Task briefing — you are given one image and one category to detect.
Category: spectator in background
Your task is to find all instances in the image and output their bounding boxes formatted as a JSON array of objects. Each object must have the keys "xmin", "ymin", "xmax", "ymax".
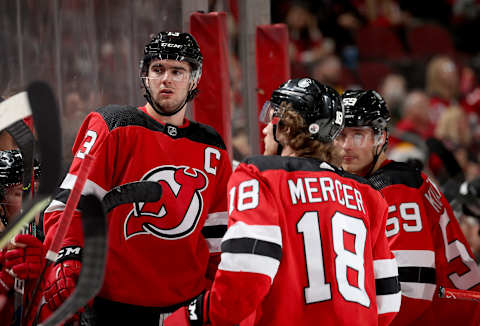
[
  {"xmin": 379, "ymin": 73, "xmax": 408, "ymax": 122},
  {"xmin": 425, "ymin": 55, "xmax": 461, "ymax": 125},
  {"xmin": 311, "ymin": 54, "xmax": 345, "ymax": 93},
  {"xmin": 285, "ymin": 2, "xmax": 335, "ymax": 76},
  {"xmin": 390, "ymin": 90, "xmax": 434, "ymax": 145},
  {"xmin": 434, "ymin": 105, "xmax": 480, "ymax": 181}
]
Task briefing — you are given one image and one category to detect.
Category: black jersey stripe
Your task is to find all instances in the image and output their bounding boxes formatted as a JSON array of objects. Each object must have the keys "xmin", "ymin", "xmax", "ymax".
[
  {"xmin": 376, "ymin": 276, "xmax": 401, "ymax": 295},
  {"xmin": 202, "ymin": 225, "xmax": 227, "ymax": 239},
  {"xmin": 221, "ymin": 237, "xmax": 282, "ymax": 261},
  {"xmin": 398, "ymin": 266, "xmax": 436, "ymax": 284}
]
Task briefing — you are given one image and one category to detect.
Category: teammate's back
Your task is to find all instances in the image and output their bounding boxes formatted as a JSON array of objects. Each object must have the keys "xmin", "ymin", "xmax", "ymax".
[{"xmin": 214, "ymin": 155, "xmax": 400, "ymax": 325}]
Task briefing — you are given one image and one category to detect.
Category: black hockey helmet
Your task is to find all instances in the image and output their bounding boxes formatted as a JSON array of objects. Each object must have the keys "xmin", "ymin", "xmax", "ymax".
[
  {"xmin": 0, "ymin": 149, "xmax": 24, "ymax": 188},
  {"xmin": 140, "ymin": 31, "xmax": 203, "ymax": 85},
  {"xmin": 341, "ymin": 90, "xmax": 390, "ymax": 134},
  {"xmin": 260, "ymin": 78, "xmax": 345, "ymax": 142}
]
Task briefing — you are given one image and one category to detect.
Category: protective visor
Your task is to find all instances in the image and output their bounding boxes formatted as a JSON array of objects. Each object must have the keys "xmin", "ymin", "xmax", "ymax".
[{"xmin": 259, "ymin": 101, "xmax": 285, "ymax": 124}]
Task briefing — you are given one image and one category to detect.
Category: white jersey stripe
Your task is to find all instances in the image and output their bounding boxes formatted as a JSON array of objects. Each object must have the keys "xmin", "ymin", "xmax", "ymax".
[
  {"xmin": 392, "ymin": 250, "xmax": 435, "ymax": 268},
  {"xmin": 374, "ymin": 258, "xmax": 399, "ymax": 279},
  {"xmin": 377, "ymin": 292, "xmax": 401, "ymax": 314},
  {"xmin": 204, "ymin": 211, "xmax": 228, "ymax": 226},
  {"xmin": 223, "ymin": 221, "xmax": 282, "ymax": 246},
  {"xmin": 219, "ymin": 252, "xmax": 280, "ymax": 283},
  {"xmin": 206, "ymin": 238, "xmax": 222, "ymax": 253},
  {"xmin": 400, "ymin": 281, "xmax": 436, "ymax": 301},
  {"xmin": 44, "ymin": 173, "xmax": 107, "ymax": 213},
  {"xmin": 44, "ymin": 199, "xmax": 66, "ymax": 213}
]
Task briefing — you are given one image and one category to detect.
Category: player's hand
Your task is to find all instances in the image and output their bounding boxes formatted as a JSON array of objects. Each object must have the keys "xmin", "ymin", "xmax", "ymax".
[
  {"xmin": 40, "ymin": 245, "xmax": 83, "ymax": 323},
  {"xmin": 0, "ymin": 250, "xmax": 14, "ymax": 294},
  {"xmin": 165, "ymin": 292, "xmax": 207, "ymax": 326},
  {"xmin": 4, "ymin": 234, "xmax": 45, "ymax": 280}
]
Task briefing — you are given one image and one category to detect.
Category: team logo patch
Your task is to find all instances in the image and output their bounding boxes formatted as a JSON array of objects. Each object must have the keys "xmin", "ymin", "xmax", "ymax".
[
  {"xmin": 167, "ymin": 125, "xmax": 178, "ymax": 137},
  {"xmin": 308, "ymin": 123, "xmax": 320, "ymax": 134},
  {"xmin": 297, "ymin": 78, "xmax": 312, "ymax": 88},
  {"xmin": 124, "ymin": 165, "xmax": 208, "ymax": 240}
]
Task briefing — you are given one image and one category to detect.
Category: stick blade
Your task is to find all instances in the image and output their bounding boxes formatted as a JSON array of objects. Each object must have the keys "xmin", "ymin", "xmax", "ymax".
[
  {"xmin": 39, "ymin": 194, "xmax": 107, "ymax": 326},
  {"xmin": 102, "ymin": 181, "xmax": 163, "ymax": 212},
  {"xmin": 26, "ymin": 81, "xmax": 63, "ymax": 194}
]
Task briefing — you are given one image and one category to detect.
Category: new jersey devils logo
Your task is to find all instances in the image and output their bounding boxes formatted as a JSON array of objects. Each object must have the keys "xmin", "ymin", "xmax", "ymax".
[{"xmin": 124, "ymin": 165, "xmax": 208, "ymax": 240}]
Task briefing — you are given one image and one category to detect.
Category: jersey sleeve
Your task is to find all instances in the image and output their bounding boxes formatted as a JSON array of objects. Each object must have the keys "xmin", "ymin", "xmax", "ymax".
[
  {"xmin": 43, "ymin": 111, "xmax": 113, "ymax": 250},
  {"xmin": 207, "ymin": 162, "xmax": 282, "ymax": 325},
  {"xmin": 367, "ymin": 190, "xmax": 401, "ymax": 326},
  {"xmin": 202, "ymin": 148, "xmax": 232, "ymax": 283},
  {"xmin": 416, "ymin": 176, "xmax": 480, "ymax": 325}
]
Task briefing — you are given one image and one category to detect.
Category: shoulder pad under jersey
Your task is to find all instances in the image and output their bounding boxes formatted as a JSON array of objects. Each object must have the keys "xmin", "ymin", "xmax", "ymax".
[{"xmin": 369, "ymin": 161, "xmax": 424, "ymax": 190}]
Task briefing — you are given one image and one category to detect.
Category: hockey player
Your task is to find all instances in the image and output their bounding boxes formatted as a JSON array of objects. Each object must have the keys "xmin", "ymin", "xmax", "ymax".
[
  {"xmin": 0, "ymin": 149, "xmax": 44, "ymax": 325},
  {"xmin": 166, "ymin": 78, "xmax": 401, "ymax": 325},
  {"xmin": 40, "ymin": 31, "xmax": 232, "ymax": 325},
  {"xmin": 336, "ymin": 89, "xmax": 480, "ymax": 325}
]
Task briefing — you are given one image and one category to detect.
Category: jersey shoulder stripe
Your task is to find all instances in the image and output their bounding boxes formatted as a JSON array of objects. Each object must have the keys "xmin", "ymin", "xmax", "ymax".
[
  {"xmin": 243, "ymin": 155, "xmax": 372, "ymax": 186},
  {"xmin": 95, "ymin": 105, "xmax": 226, "ymax": 149},
  {"xmin": 186, "ymin": 121, "xmax": 227, "ymax": 150},
  {"xmin": 369, "ymin": 161, "xmax": 423, "ymax": 190}
]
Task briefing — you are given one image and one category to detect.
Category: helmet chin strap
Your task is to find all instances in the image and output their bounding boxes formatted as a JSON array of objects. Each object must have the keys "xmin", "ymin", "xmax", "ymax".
[
  {"xmin": 142, "ymin": 77, "xmax": 192, "ymax": 117},
  {"xmin": 272, "ymin": 124, "xmax": 284, "ymax": 155},
  {"xmin": 365, "ymin": 132, "xmax": 388, "ymax": 178}
]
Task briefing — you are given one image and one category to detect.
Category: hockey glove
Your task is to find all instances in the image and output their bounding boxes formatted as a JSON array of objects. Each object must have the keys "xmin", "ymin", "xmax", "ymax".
[
  {"xmin": 43, "ymin": 245, "xmax": 82, "ymax": 312},
  {"xmin": 165, "ymin": 292, "xmax": 208, "ymax": 326},
  {"xmin": 0, "ymin": 250, "xmax": 14, "ymax": 294},
  {"xmin": 4, "ymin": 234, "xmax": 45, "ymax": 280}
]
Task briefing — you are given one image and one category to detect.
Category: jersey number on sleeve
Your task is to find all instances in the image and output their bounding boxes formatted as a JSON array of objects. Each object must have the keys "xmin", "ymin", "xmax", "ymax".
[
  {"xmin": 439, "ymin": 210, "xmax": 480, "ymax": 289},
  {"xmin": 297, "ymin": 211, "xmax": 370, "ymax": 307},
  {"xmin": 76, "ymin": 130, "xmax": 98, "ymax": 159}
]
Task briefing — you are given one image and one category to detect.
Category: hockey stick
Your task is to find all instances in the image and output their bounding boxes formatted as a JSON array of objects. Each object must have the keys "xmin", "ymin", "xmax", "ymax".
[
  {"xmin": 0, "ymin": 91, "xmax": 34, "ymax": 131},
  {"xmin": 0, "ymin": 81, "xmax": 62, "ymax": 326},
  {"xmin": 438, "ymin": 286, "xmax": 480, "ymax": 302},
  {"xmin": 0, "ymin": 81, "xmax": 62, "ymax": 248},
  {"xmin": 38, "ymin": 183, "xmax": 163, "ymax": 326},
  {"xmin": 22, "ymin": 154, "xmax": 95, "ymax": 324},
  {"xmin": 22, "ymin": 179, "xmax": 161, "ymax": 322},
  {"xmin": 102, "ymin": 180, "xmax": 163, "ymax": 213},
  {"xmin": 38, "ymin": 194, "xmax": 107, "ymax": 326}
]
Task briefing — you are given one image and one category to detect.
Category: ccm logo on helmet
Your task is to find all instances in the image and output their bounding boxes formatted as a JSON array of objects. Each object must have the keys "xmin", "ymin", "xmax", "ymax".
[
  {"xmin": 124, "ymin": 165, "xmax": 208, "ymax": 240},
  {"xmin": 161, "ymin": 42, "xmax": 182, "ymax": 48}
]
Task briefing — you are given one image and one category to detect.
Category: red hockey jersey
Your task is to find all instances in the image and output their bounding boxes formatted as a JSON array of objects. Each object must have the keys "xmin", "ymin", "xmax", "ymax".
[
  {"xmin": 43, "ymin": 105, "xmax": 232, "ymax": 307},
  {"xmin": 207, "ymin": 156, "xmax": 401, "ymax": 326},
  {"xmin": 369, "ymin": 160, "xmax": 480, "ymax": 325}
]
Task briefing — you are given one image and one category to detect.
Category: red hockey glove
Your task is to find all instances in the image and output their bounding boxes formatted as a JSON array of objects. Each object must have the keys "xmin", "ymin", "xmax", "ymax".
[
  {"xmin": 4, "ymin": 234, "xmax": 45, "ymax": 280},
  {"xmin": 42, "ymin": 246, "xmax": 82, "ymax": 313},
  {"xmin": 0, "ymin": 250, "xmax": 14, "ymax": 294},
  {"xmin": 165, "ymin": 292, "xmax": 208, "ymax": 326}
]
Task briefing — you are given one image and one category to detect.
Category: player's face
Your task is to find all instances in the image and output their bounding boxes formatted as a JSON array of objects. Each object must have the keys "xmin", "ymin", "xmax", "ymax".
[
  {"xmin": 145, "ymin": 59, "xmax": 192, "ymax": 113},
  {"xmin": 4, "ymin": 184, "xmax": 23, "ymax": 223},
  {"xmin": 334, "ymin": 127, "xmax": 376, "ymax": 176},
  {"xmin": 262, "ymin": 122, "xmax": 279, "ymax": 155}
]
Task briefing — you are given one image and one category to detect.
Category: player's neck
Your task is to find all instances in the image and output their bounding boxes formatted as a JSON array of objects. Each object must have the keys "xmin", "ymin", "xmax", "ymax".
[
  {"xmin": 368, "ymin": 152, "xmax": 387, "ymax": 176},
  {"xmin": 145, "ymin": 103, "xmax": 186, "ymax": 126}
]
